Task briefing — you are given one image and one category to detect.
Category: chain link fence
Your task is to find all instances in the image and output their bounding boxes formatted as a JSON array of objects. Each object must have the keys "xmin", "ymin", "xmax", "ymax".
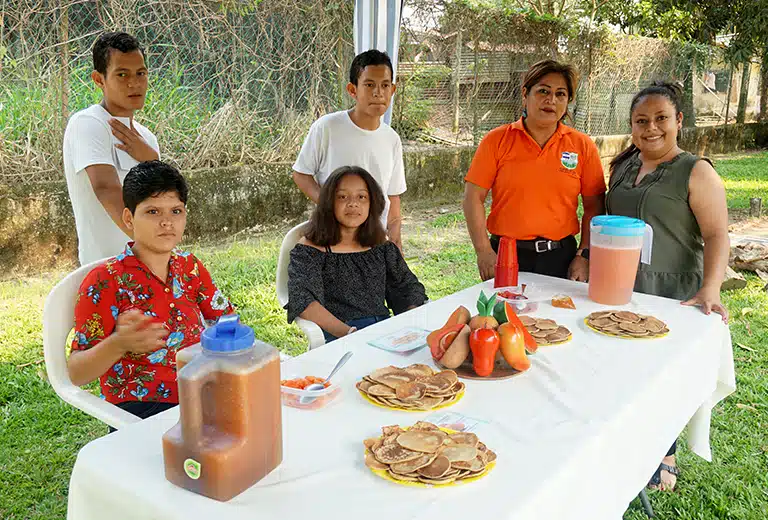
[
  {"xmin": 0, "ymin": 0, "xmax": 764, "ymax": 182},
  {"xmin": 395, "ymin": 1, "xmax": 763, "ymax": 145},
  {"xmin": 1, "ymin": 0, "xmax": 355, "ymax": 181}
]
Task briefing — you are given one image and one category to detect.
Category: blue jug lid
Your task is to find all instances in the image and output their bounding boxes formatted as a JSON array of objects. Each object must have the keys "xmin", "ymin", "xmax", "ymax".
[
  {"xmin": 201, "ymin": 314, "xmax": 254, "ymax": 353},
  {"xmin": 591, "ymin": 215, "xmax": 647, "ymax": 237}
]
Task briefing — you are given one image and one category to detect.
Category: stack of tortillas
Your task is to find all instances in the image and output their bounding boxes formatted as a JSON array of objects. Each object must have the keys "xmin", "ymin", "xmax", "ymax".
[
  {"xmin": 586, "ymin": 310, "xmax": 669, "ymax": 339},
  {"xmin": 519, "ymin": 316, "xmax": 572, "ymax": 345},
  {"xmin": 363, "ymin": 421, "xmax": 496, "ymax": 486},
  {"xmin": 356, "ymin": 365, "xmax": 464, "ymax": 411}
]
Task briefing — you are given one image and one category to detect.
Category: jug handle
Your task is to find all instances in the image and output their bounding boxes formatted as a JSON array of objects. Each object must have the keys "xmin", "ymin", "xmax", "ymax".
[
  {"xmin": 641, "ymin": 224, "xmax": 654, "ymax": 265},
  {"xmin": 178, "ymin": 358, "xmax": 217, "ymax": 449}
]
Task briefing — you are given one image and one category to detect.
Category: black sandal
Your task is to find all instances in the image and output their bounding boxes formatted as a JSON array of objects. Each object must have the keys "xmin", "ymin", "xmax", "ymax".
[{"xmin": 647, "ymin": 462, "xmax": 681, "ymax": 489}]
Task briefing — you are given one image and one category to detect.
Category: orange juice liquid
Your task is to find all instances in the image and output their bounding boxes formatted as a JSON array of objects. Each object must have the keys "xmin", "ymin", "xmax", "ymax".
[
  {"xmin": 588, "ymin": 245, "xmax": 641, "ymax": 305},
  {"xmin": 163, "ymin": 355, "xmax": 282, "ymax": 501}
]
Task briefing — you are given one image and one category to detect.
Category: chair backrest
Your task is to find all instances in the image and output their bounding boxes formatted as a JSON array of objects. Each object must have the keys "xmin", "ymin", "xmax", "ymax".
[
  {"xmin": 276, "ymin": 220, "xmax": 310, "ymax": 307},
  {"xmin": 43, "ymin": 259, "xmax": 140, "ymax": 429}
]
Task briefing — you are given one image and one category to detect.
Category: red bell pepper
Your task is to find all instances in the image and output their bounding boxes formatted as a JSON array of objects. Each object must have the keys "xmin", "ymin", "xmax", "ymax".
[{"xmin": 469, "ymin": 327, "xmax": 500, "ymax": 377}]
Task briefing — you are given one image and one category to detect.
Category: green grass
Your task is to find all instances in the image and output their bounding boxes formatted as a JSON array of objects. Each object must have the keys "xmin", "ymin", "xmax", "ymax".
[
  {"xmin": 717, "ymin": 152, "xmax": 768, "ymax": 212},
  {"xmin": 2, "ymin": 228, "xmax": 767, "ymax": 520},
  {"xmin": 2, "ymin": 151, "xmax": 768, "ymax": 518}
]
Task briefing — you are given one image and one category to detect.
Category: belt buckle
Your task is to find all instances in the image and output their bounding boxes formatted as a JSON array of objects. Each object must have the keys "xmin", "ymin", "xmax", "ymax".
[{"xmin": 534, "ymin": 240, "xmax": 550, "ymax": 253}]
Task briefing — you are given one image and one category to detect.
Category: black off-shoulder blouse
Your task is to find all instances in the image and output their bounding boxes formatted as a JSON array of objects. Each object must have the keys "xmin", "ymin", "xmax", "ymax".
[{"xmin": 286, "ymin": 241, "xmax": 427, "ymax": 324}]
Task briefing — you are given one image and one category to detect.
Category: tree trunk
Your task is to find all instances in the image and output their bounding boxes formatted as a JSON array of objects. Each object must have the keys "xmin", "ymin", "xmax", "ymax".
[
  {"xmin": 337, "ymin": 34, "xmax": 346, "ymax": 112},
  {"xmin": 452, "ymin": 30, "xmax": 462, "ymax": 135},
  {"xmin": 682, "ymin": 63, "xmax": 696, "ymax": 127},
  {"xmin": 724, "ymin": 64, "xmax": 734, "ymax": 125},
  {"xmin": 472, "ymin": 37, "xmax": 479, "ymax": 146},
  {"xmin": 759, "ymin": 47, "xmax": 768, "ymax": 122},
  {"xmin": 737, "ymin": 60, "xmax": 752, "ymax": 124},
  {"xmin": 60, "ymin": 2, "xmax": 70, "ymax": 131}
]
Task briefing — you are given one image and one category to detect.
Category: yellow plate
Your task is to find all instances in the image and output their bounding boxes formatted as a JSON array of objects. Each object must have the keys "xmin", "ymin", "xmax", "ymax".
[
  {"xmin": 358, "ymin": 388, "xmax": 465, "ymax": 412},
  {"xmin": 583, "ymin": 318, "xmax": 669, "ymax": 340},
  {"xmin": 366, "ymin": 427, "xmax": 495, "ymax": 487}
]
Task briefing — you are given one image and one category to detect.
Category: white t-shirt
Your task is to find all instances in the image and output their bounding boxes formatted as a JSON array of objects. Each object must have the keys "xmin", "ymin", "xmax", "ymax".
[
  {"xmin": 292, "ymin": 110, "xmax": 406, "ymax": 225},
  {"xmin": 62, "ymin": 104, "xmax": 159, "ymax": 265}
]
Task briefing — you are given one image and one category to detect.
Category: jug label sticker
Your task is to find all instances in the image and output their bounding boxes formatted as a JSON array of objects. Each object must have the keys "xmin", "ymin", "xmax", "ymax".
[
  {"xmin": 561, "ymin": 152, "xmax": 578, "ymax": 170},
  {"xmin": 184, "ymin": 458, "xmax": 201, "ymax": 480}
]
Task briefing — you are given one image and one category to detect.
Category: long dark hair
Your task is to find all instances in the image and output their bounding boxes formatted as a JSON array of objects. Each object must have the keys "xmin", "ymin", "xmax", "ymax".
[
  {"xmin": 609, "ymin": 81, "xmax": 684, "ymax": 177},
  {"xmin": 305, "ymin": 166, "xmax": 387, "ymax": 248}
]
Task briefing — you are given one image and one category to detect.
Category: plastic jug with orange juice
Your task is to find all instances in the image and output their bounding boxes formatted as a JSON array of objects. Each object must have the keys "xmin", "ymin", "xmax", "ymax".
[
  {"xmin": 588, "ymin": 216, "xmax": 653, "ymax": 305},
  {"xmin": 162, "ymin": 314, "xmax": 283, "ymax": 501}
]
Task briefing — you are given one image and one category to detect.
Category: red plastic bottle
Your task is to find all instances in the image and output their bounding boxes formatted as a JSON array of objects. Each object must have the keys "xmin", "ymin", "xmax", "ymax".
[{"xmin": 494, "ymin": 236, "xmax": 519, "ymax": 288}]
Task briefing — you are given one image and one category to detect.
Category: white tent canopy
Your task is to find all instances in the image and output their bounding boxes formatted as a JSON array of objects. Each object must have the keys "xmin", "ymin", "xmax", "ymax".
[{"xmin": 354, "ymin": 0, "xmax": 404, "ymax": 124}]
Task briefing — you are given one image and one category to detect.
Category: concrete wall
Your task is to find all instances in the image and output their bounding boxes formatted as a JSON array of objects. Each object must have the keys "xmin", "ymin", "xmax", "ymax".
[
  {"xmin": 593, "ymin": 122, "xmax": 768, "ymax": 169},
  {"xmin": 2, "ymin": 122, "xmax": 766, "ymax": 274}
]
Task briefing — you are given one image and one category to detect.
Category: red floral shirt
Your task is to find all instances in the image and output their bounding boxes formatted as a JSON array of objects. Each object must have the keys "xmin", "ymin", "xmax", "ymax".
[{"xmin": 71, "ymin": 243, "xmax": 234, "ymax": 404}]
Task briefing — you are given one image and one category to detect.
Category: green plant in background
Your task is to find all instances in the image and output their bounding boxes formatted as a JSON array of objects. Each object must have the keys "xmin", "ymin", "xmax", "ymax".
[{"xmin": 393, "ymin": 65, "xmax": 452, "ymax": 140}]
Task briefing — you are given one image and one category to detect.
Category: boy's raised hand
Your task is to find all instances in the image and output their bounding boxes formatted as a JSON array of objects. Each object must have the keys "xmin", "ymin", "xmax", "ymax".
[
  {"xmin": 113, "ymin": 309, "xmax": 167, "ymax": 355},
  {"xmin": 109, "ymin": 119, "xmax": 159, "ymax": 163}
]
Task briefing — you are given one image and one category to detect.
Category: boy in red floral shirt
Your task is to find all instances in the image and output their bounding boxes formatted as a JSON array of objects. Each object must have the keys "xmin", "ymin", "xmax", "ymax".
[{"xmin": 68, "ymin": 160, "xmax": 234, "ymax": 422}]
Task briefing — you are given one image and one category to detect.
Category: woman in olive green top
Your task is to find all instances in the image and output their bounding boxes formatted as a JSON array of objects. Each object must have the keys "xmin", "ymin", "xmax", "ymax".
[{"xmin": 606, "ymin": 81, "xmax": 730, "ymax": 492}]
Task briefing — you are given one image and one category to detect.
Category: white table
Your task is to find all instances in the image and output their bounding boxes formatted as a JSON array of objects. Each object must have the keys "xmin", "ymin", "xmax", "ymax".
[{"xmin": 67, "ymin": 274, "xmax": 735, "ymax": 520}]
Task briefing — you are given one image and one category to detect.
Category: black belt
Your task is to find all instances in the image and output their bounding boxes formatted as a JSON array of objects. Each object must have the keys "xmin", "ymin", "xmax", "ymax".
[{"xmin": 491, "ymin": 235, "xmax": 564, "ymax": 253}]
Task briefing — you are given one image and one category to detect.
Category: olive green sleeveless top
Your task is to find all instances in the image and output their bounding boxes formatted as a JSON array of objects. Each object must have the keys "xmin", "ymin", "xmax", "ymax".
[{"xmin": 606, "ymin": 150, "xmax": 706, "ymax": 301}]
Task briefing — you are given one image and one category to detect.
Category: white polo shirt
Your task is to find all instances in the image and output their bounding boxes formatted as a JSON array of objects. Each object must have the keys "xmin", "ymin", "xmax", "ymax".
[
  {"xmin": 63, "ymin": 104, "xmax": 159, "ymax": 265},
  {"xmin": 293, "ymin": 110, "xmax": 406, "ymax": 225}
]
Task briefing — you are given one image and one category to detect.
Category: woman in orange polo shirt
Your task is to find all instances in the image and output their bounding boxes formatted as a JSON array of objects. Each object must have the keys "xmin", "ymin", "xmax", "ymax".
[{"xmin": 463, "ymin": 60, "xmax": 606, "ymax": 281}]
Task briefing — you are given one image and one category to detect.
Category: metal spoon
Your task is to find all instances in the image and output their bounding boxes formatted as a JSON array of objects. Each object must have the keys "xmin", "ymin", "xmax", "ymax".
[{"xmin": 299, "ymin": 351, "xmax": 353, "ymax": 405}]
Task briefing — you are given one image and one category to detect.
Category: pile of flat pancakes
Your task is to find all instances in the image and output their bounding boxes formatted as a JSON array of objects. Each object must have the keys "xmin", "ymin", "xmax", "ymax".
[
  {"xmin": 356, "ymin": 364, "xmax": 464, "ymax": 411},
  {"xmin": 587, "ymin": 310, "xmax": 669, "ymax": 339},
  {"xmin": 519, "ymin": 316, "xmax": 573, "ymax": 345},
  {"xmin": 364, "ymin": 421, "xmax": 496, "ymax": 486}
]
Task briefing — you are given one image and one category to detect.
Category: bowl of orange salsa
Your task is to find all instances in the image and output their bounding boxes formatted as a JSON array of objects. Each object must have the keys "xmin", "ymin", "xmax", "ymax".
[{"xmin": 280, "ymin": 368, "xmax": 343, "ymax": 410}]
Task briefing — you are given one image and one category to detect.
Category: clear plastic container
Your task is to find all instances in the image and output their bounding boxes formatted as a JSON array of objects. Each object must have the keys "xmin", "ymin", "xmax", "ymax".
[
  {"xmin": 493, "ymin": 284, "xmax": 546, "ymax": 314},
  {"xmin": 162, "ymin": 314, "xmax": 283, "ymax": 502},
  {"xmin": 280, "ymin": 363, "xmax": 343, "ymax": 410}
]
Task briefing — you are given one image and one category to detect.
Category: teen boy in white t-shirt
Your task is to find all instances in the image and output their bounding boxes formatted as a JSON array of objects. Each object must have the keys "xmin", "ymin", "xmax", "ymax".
[
  {"xmin": 292, "ymin": 50, "xmax": 406, "ymax": 250},
  {"xmin": 63, "ymin": 32, "xmax": 160, "ymax": 265}
]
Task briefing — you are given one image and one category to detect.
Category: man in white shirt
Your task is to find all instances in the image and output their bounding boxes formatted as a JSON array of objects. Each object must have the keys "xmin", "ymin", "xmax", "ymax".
[
  {"xmin": 63, "ymin": 32, "xmax": 160, "ymax": 265},
  {"xmin": 293, "ymin": 50, "xmax": 406, "ymax": 250}
]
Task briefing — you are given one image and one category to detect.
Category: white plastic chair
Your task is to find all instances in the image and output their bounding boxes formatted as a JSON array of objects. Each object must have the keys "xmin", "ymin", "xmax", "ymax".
[
  {"xmin": 276, "ymin": 220, "xmax": 326, "ymax": 350},
  {"xmin": 43, "ymin": 259, "xmax": 141, "ymax": 430}
]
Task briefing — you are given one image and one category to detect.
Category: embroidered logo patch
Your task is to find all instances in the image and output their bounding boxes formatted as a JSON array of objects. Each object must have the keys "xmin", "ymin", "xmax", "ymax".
[{"xmin": 561, "ymin": 152, "xmax": 578, "ymax": 170}]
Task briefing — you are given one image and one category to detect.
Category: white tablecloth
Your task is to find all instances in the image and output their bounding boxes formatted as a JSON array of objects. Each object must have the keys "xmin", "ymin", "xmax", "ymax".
[{"xmin": 67, "ymin": 274, "xmax": 735, "ymax": 520}]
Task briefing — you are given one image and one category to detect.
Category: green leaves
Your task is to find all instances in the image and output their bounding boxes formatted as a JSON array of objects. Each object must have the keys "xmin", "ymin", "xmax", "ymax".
[{"xmin": 476, "ymin": 290, "xmax": 497, "ymax": 317}]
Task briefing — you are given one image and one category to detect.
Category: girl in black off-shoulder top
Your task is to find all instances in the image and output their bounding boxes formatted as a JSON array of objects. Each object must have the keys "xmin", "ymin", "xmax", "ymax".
[{"xmin": 287, "ymin": 166, "xmax": 427, "ymax": 343}]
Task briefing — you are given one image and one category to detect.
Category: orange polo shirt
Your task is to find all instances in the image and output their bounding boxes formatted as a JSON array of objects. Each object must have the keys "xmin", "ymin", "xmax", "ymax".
[{"xmin": 465, "ymin": 119, "xmax": 606, "ymax": 241}]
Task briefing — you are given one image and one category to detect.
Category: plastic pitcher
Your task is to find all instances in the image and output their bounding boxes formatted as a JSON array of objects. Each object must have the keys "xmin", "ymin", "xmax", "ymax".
[
  {"xmin": 588, "ymin": 216, "xmax": 653, "ymax": 305},
  {"xmin": 162, "ymin": 314, "xmax": 283, "ymax": 501},
  {"xmin": 494, "ymin": 236, "xmax": 519, "ymax": 288}
]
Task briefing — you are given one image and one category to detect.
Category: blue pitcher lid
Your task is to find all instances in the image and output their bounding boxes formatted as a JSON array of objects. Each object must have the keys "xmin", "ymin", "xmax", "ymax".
[
  {"xmin": 201, "ymin": 314, "xmax": 254, "ymax": 353},
  {"xmin": 591, "ymin": 215, "xmax": 647, "ymax": 236}
]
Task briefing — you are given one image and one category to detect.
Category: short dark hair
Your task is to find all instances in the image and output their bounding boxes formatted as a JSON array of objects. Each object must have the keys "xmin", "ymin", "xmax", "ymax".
[
  {"xmin": 123, "ymin": 161, "xmax": 188, "ymax": 214},
  {"xmin": 522, "ymin": 59, "xmax": 578, "ymax": 103},
  {"xmin": 609, "ymin": 81, "xmax": 685, "ymax": 176},
  {"xmin": 93, "ymin": 32, "xmax": 144, "ymax": 75},
  {"xmin": 305, "ymin": 166, "xmax": 387, "ymax": 248},
  {"xmin": 349, "ymin": 49, "xmax": 393, "ymax": 85}
]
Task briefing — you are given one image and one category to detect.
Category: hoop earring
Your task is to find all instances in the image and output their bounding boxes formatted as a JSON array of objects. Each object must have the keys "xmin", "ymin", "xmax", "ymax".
[{"xmin": 522, "ymin": 107, "xmax": 528, "ymax": 119}]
